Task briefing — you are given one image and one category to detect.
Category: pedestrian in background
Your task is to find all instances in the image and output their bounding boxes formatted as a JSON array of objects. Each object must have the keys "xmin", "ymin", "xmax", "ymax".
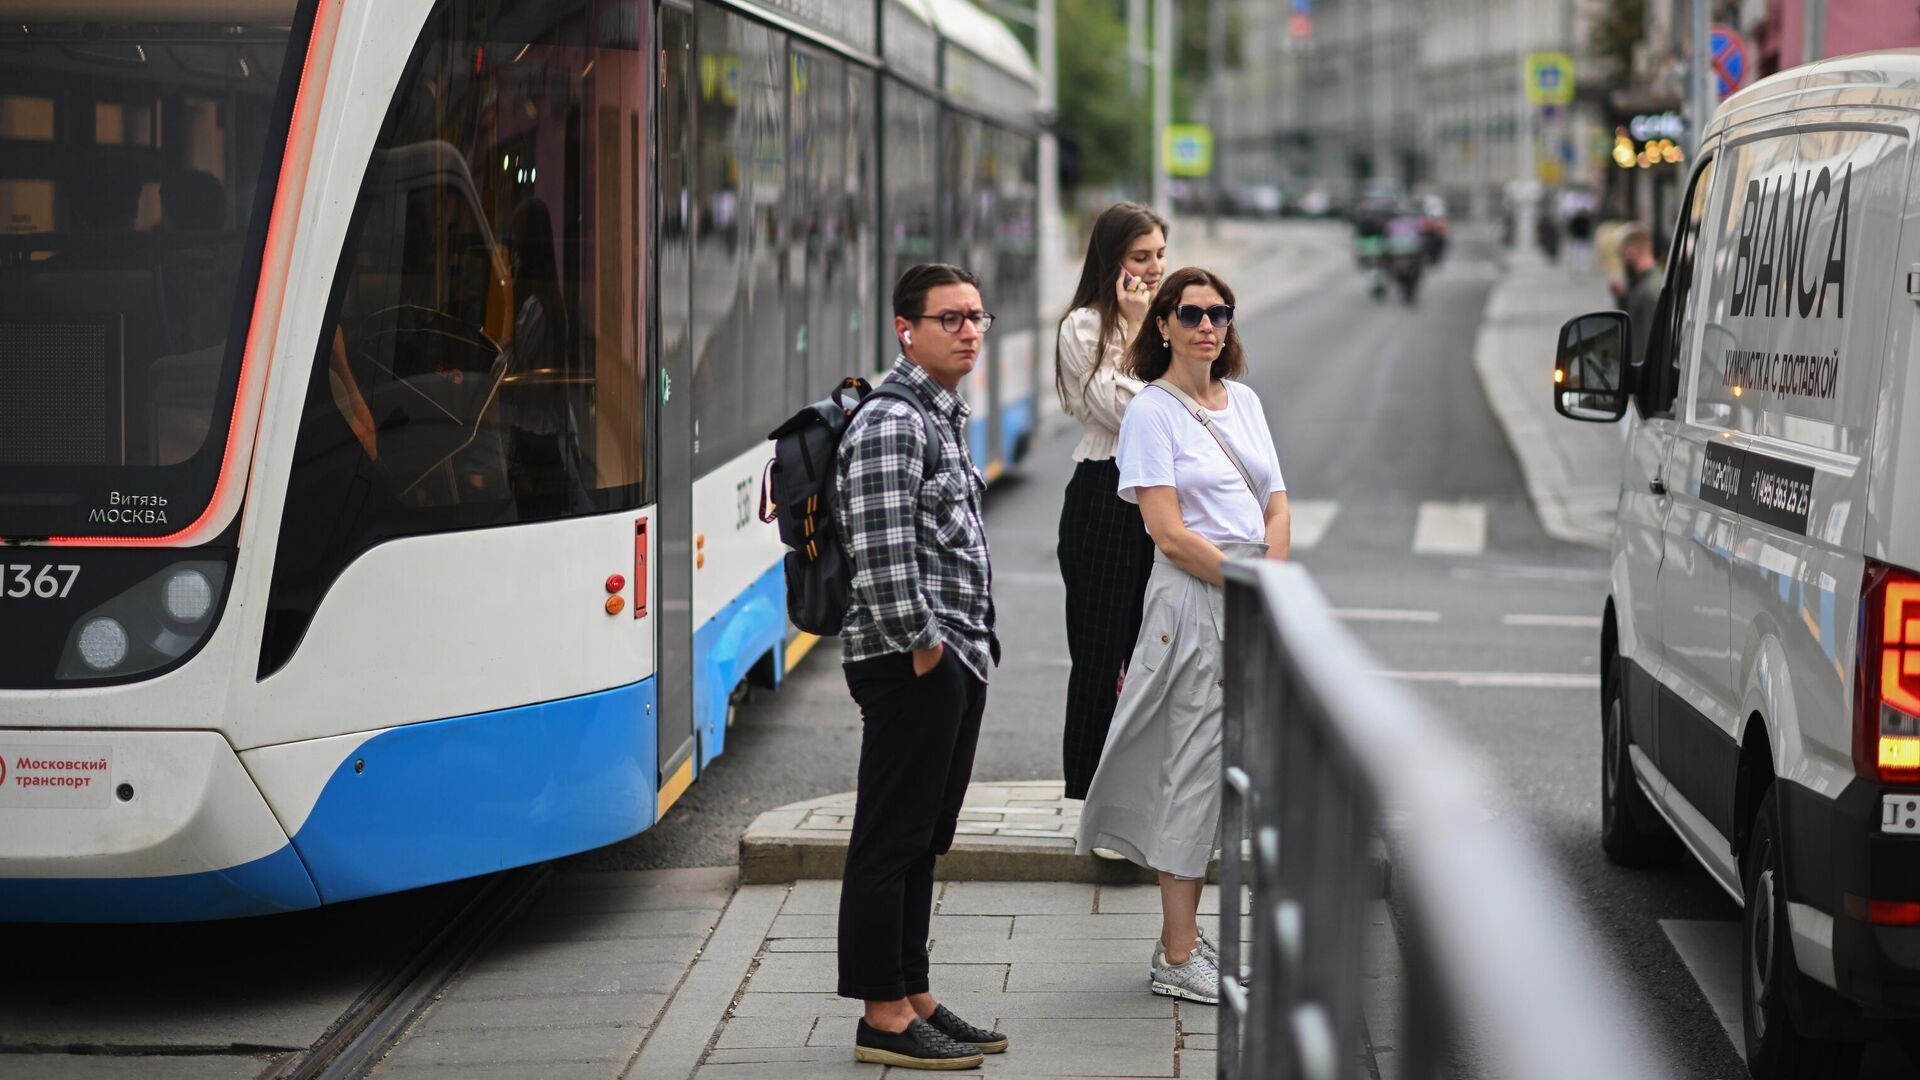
[
  {"xmin": 1075, "ymin": 267, "xmax": 1290, "ymax": 1006},
  {"xmin": 1616, "ymin": 223, "xmax": 1662, "ymax": 366},
  {"xmin": 835, "ymin": 264, "xmax": 1007, "ymax": 1070},
  {"xmin": 1055, "ymin": 202, "xmax": 1168, "ymax": 801}
]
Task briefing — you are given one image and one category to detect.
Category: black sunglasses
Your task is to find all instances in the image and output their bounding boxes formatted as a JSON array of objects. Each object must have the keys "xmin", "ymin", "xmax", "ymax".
[{"xmin": 1172, "ymin": 303, "xmax": 1234, "ymax": 329}]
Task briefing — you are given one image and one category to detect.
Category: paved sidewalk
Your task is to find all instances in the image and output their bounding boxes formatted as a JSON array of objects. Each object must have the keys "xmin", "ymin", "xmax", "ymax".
[
  {"xmin": 627, "ymin": 878, "xmax": 1402, "ymax": 1080},
  {"xmin": 371, "ymin": 868, "xmax": 738, "ymax": 1080},
  {"xmin": 1473, "ymin": 246, "xmax": 1626, "ymax": 549}
]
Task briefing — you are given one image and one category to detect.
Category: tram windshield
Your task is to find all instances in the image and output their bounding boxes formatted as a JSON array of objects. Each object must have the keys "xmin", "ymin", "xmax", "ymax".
[{"xmin": 0, "ymin": 3, "xmax": 307, "ymax": 539}]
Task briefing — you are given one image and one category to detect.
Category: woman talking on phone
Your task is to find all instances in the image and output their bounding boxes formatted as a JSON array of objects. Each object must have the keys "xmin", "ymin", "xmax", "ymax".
[
  {"xmin": 1055, "ymin": 202, "xmax": 1168, "ymax": 801},
  {"xmin": 1076, "ymin": 267, "xmax": 1289, "ymax": 1005}
]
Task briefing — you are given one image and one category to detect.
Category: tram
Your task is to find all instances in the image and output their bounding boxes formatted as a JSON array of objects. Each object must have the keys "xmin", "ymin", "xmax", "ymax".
[{"xmin": 0, "ymin": 0, "xmax": 1041, "ymax": 921}]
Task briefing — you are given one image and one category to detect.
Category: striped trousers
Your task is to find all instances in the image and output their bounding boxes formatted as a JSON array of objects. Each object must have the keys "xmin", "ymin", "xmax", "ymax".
[{"xmin": 1056, "ymin": 458, "xmax": 1156, "ymax": 799}]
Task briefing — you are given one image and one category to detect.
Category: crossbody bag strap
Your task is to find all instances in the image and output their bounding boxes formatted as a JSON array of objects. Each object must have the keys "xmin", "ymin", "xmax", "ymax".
[{"xmin": 1149, "ymin": 379, "xmax": 1262, "ymax": 504}]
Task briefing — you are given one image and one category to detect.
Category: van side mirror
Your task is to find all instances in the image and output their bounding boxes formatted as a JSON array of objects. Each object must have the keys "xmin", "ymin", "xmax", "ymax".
[{"xmin": 1553, "ymin": 312, "xmax": 1631, "ymax": 422}]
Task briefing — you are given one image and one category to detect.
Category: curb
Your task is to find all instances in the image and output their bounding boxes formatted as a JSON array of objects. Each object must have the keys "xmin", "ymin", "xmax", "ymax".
[
  {"xmin": 1470, "ymin": 254, "xmax": 1620, "ymax": 552},
  {"xmin": 737, "ymin": 785, "xmax": 1392, "ymax": 896}
]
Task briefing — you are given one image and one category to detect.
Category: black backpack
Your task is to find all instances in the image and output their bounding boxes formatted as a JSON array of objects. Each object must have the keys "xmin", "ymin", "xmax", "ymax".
[{"xmin": 761, "ymin": 376, "xmax": 941, "ymax": 635}]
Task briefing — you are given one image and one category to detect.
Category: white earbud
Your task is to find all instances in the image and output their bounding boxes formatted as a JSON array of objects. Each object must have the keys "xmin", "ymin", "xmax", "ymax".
[{"xmin": 903, "ymin": 329, "xmax": 913, "ymax": 346}]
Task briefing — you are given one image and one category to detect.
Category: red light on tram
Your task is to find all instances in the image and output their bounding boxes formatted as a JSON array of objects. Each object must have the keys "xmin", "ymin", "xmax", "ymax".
[{"xmin": 606, "ymin": 574, "xmax": 626, "ymax": 594}]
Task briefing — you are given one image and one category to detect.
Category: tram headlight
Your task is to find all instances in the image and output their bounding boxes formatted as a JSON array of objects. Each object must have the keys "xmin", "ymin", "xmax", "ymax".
[
  {"xmin": 163, "ymin": 569, "xmax": 214, "ymax": 624},
  {"xmin": 58, "ymin": 561, "xmax": 229, "ymax": 681},
  {"xmin": 76, "ymin": 618, "xmax": 131, "ymax": 672}
]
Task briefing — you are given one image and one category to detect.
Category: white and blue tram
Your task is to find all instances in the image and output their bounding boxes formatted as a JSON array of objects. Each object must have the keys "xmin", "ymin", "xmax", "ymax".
[{"xmin": 0, "ymin": 0, "xmax": 1041, "ymax": 921}]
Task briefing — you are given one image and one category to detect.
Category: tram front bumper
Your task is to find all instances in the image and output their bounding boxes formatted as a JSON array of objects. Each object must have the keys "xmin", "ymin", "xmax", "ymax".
[{"xmin": 0, "ymin": 729, "xmax": 318, "ymax": 922}]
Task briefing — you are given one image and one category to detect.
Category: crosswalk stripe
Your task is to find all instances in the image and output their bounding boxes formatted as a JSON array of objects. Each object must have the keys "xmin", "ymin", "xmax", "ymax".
[
  {"xmin": 1334, "ymin": 608, "xmax": 1441, "ymax": 623},
  {"xmin": 1288, "ymin": 499, "xmax": 1340, "ymax": 551},
  {"xmin": 1412, "ymin": 501, "xmax": 1488, "ymax": 556},
  {"xmin": 1375, "ymin": 670, "xmax": 1598, "ymax": 689},
  {"xmin": 1502, "ymin": 614, "xmax": 1603, "ymax": 629}
]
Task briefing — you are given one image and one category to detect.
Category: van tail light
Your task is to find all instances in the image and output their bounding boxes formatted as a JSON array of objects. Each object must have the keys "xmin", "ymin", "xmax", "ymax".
[
  {"xmin": 1855, "ymin": 559, "xmax": 1920, "ymax": 784},
  {"xmin": 1843, "ymin": 894, "xmax": 1920, "ymax": 926}
]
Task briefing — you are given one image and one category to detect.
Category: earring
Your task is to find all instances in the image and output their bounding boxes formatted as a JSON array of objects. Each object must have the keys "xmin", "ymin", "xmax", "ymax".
[{"xmin": 1162, "ymin": 339, "xmax": 1169, "ymax": 348}]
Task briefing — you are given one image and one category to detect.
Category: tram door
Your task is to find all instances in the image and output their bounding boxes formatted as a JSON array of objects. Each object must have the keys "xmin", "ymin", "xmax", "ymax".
[{"xmin": 655, "ymin": 2, "xmax": 698, "ymax": 805}]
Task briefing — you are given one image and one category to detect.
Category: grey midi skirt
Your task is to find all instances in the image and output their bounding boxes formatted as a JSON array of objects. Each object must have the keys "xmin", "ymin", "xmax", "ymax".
[{"xmin": 1074, "ymin": 542, "xmax": 1267, "ymax": 880}]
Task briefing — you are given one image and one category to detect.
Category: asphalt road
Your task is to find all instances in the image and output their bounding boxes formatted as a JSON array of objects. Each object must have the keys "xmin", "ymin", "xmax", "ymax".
[{"xmin": 574, "ymin": 245, "xmax": 1911, "ymax": 1077}]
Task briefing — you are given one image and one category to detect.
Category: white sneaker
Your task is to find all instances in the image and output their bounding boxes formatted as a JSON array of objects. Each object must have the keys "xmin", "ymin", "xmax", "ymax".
[
  {"xmin": 1092, "ymin": 846, "xmax": 1126, "ymax": 861},
  {"xmin": 1149, "ymin": 944, "xmax": 1220, "ymax": 1005},
  {"xmin": 1194, "ymin": 926, "xmax": 1218, "ymax": 965}
]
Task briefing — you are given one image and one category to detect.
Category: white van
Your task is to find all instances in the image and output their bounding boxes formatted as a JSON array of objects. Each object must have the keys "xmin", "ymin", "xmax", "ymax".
[{"xmin": 1553, "ymin": 53, "xmax": 1920, "ymax": 1078}]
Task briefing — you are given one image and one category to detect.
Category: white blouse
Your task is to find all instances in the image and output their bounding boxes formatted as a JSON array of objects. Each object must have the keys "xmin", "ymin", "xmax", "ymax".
[{"xmin": 1055, "ymin": 306, "xmax": 1145, "ymax": 462}]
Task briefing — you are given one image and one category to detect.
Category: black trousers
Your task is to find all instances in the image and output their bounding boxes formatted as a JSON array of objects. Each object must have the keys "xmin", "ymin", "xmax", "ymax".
[
  {"xmin": 1057, "ymin": 458, "xmax": 1156, "ymax": 799},
  {"xmin": 837, "ymin": 647, "xmax": 987, "ymax": 1000}
]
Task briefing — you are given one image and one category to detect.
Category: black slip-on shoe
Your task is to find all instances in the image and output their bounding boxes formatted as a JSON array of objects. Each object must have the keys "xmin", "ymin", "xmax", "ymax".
[
  {"xmin": 853, "ymin": 1018, "xmax": 984, "ymax": 1070},
  {"xmin": 927, "ymin": 1003, "xmax": 1008, "ymax": 1053}
]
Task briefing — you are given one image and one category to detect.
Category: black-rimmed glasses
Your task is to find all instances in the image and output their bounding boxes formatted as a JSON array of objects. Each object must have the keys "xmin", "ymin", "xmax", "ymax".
[
  {"xmin": 912, "ymin": 310, "xmax": 996, "ymax": 333},
  {"xmin": 1173, "ymin": 303, "xmax": 1234, "ymax": 329}
]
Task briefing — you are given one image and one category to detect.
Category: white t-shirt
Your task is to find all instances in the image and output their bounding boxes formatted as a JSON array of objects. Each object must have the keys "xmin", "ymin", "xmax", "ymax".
[{"xmin": 1115, "ymin": 380, "xmax": 1285, "ymax": 544}]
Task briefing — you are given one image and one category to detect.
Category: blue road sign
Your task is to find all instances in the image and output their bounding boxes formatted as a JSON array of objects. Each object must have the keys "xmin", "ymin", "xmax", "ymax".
[{"xmin": 1710, "ymin": 25, "xmax": 1747, "ymax": 99}]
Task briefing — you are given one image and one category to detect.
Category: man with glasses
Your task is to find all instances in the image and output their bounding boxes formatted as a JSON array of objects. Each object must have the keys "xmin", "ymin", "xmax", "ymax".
[{"xmin": 834, "ymin": 264, "xmax": 1005, "ymax": 1069}]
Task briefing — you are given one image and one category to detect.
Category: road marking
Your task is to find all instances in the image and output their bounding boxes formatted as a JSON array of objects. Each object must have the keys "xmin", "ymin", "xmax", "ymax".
[
  {"xmin": 1289, "ymin": 499, "xmax": 1340, "ymax": 551},
  {"xmin": 1660, "ymin": 919, "xmax": 1743, "ymax": 1053},
  {"xmin": 1501, "ymin": 614, "xmax": 1603, "ymax": 629},
  {"xmin": 1334, "ymin": 608, "xmax": 1442, "ymax": 623},
  {"xmin": 1374, "ymin": 670, "xmax": 1599, "ymax": 689},
  {"xmin": 1412, "ymin": 501, "xmax": 1487, "ymax": 557}
]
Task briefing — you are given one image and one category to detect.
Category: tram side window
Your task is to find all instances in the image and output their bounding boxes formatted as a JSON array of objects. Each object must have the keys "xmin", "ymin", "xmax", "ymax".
[
  {"xmin": 795, "ymin": 45, "xmax": 837, "ymax": 401},
  {"xmin": 845, "ymin": 68, "xmax": 878, "ymax": 379},
  {"xmin": 690, "ymin": 5, "xmax": 752, "ymax": 471},
  {"xmin": 994, "ymin": 127, "xmax": 1038, "ymax": 387},
  {"xmin": 882, "ymin": 82, "xmax": 938, "ymax": 366},
  {"xmin": 793, "ymin": 48, "xmax": 874, "ymax": 399},
  {"xmin": 264, "ymin": 0, "xmax": 649, "ymax": 675}
]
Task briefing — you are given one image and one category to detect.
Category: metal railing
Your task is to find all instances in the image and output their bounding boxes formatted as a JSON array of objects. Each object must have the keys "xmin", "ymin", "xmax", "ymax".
[{"xmin": 1216, "ymin": 560, "xmax": 1673, "ymax": 1080}]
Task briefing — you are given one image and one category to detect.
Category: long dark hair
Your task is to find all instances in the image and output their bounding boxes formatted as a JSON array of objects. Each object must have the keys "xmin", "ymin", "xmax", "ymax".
[
  {"xmin": 1053, "ymin": 202, "xmax": 1168, "ymax": 404},
  {"xmin": 1124, "ymin": 267, "xmax": 1245, "ymax": 384}
]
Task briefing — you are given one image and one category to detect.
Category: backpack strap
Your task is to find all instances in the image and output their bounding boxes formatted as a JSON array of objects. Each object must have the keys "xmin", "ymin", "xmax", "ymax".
[
  {"xmin": 861, "ymin": 382, "xmax": 945, "ymax": 478},
  {"xmin": 1148, "ymin": 379, "xmax": 1262, "ymax": 505}
]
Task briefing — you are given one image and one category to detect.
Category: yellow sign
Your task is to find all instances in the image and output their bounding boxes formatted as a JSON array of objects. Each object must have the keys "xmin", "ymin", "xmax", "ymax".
[
  {"xmin": 1163, "ymin": 125, "xmax": 1214, "ymax": 178},
  {"xmin": 1525, "ymin": 52, "xmax": 1575, "ymax": 106}
]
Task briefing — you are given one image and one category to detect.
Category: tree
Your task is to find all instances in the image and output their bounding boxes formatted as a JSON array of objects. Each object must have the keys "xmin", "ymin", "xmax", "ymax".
[
  {"xmin": 1590, "ymin": 0, "xmax": 1645, "ymax": 87},
  {"xmin": 1054, "ymin": 0, "xmax": 1142, "ymax": 195}
]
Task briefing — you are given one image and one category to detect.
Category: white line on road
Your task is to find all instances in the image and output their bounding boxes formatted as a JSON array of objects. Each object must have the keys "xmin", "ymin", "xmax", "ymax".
[
  {"xmin": 1289, "ymin": 499, "xmax": 1341, "ymax": 552},
  {"xmin": 1333, "ymin": 608, "xmax": 1442, "ymax": 623},
  {"xmin": 1501, "ymin": 613, "xmax": 1603, "ymax": 629},
  {"xmin": 1660, "ymin": 919, "xmax": 1744, "ymax": 1054},
  {"xmin": 1374, "ymin": 670, "xmax": 1599, "ymax": 689},
  {"xmin": 1412, "ymin": 502, "xmax": 1488, "ymax": 557}
]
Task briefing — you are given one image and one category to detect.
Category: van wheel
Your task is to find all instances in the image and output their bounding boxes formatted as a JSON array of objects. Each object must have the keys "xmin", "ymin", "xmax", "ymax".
[
  {"xmin": 1600, "ymin": 673, "xmax": 1676, "ymax": 865},
  {"xmin": 1741, "ymin": 789, "xmax": 1864, "ymax": 1080}
]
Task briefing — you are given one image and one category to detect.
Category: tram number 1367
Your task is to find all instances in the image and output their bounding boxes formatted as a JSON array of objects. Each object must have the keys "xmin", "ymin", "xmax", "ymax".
[{"xmin": 1, "ymin": 565, "xmax": 80, "ymax": 599}]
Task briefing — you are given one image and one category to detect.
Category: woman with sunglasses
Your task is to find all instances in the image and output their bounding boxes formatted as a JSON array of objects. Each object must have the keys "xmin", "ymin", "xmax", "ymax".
[
  {"xmin": 1054, "ymin": 202, "xmax": 1168, "ymax": 801},
  {"xmin": 1075, "ymin": 266, "xmax": 1290, "ymax": 1006}
]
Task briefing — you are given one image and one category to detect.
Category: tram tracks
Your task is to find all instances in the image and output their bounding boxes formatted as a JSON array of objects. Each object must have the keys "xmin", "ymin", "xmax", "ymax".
[{"xmin": 266, "ymin": 864, "xmax": 552, "ymax": 1080}]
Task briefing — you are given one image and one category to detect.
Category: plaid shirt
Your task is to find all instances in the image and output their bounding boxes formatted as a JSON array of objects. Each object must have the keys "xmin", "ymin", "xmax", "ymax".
[{"xmin": 836, "ymin": 356, "xmax": 996, "ymax": 681}]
